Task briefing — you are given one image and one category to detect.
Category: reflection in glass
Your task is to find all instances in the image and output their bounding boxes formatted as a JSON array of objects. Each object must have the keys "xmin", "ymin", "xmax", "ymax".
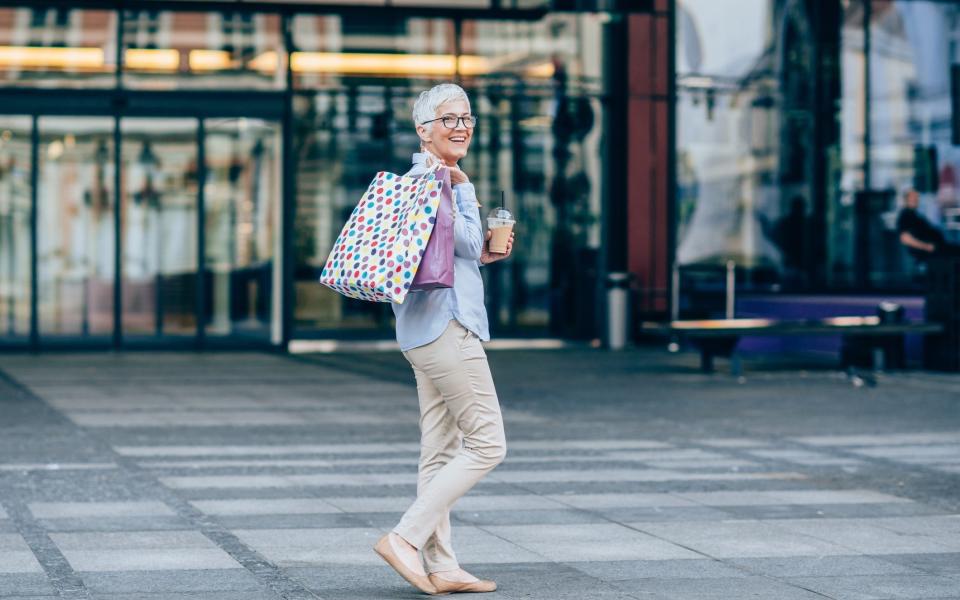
[
  {"xmin": 291, "ymin": 14, "xmax": 605, "ymax": 337},
  {"xmin": 204, "ymin": 118, "xmax": 281, "ymax": 340},
  {"xmin": 37, "ymin": 117, "xmax": 115, "ymax": 339},
  {"xmin": 0, "ymin": 116, "xmax": 32, "ymax": 342},
  {"xmin": 122, "ymin": 11, "xmax": 283, "ymax": 90},
  {"xmin": 0, "ymin": 8, "xmax": 116, "ymax": 88},
  {"xmin": 120, "ymin": 119, "xmax": 198, "ymax": 338},
  {"xmin": 860, "ymin": 1, "xmax": 960, "ymax": 286}
]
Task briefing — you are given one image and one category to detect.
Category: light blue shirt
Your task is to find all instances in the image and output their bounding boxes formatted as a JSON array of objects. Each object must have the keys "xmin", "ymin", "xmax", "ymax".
[{"xmin": 391, "ymin": 153, "xmax": 489, "ymax": 351}]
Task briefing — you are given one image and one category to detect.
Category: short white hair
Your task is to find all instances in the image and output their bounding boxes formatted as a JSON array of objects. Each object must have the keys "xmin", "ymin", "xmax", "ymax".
[{"xmin": 412, "ymin": 83, "xmax": 471, "ymax": 130}]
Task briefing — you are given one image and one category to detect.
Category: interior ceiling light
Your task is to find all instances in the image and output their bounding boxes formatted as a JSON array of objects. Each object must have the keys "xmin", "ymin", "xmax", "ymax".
[
  {"xmin": 189, "ymin": 50, "xmax": 234, "ymax": 71},
  {"xmin": 125, "ymin": 49, "xmax": 179, "ymax": 71},
  {"xmin": 0, "ymin": 46, "xmax": 104, "ymax": 69}
]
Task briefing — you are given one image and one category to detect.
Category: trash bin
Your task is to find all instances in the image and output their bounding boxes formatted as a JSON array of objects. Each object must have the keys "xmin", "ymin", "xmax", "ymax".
[
  {"xmin": 606, "ymin": 272, "xmax": 631, "ymax": 350},
  {"xmin": 876, "ymin": 301, "xmax": 906, "ymax": 370}
]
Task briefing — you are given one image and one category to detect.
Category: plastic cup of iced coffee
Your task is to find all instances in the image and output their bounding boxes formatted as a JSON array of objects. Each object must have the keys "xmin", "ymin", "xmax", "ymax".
[{"xmin": 487, "ymin": 207, "xmax": 515, "ymax": 254}]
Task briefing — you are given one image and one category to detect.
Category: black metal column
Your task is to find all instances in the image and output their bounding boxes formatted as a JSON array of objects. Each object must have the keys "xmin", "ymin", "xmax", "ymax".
[
  {"xmin": 280, "ymin": 15, "xmax": 296, "ymax": 349},
  {"xmin": 598, "ymin": 12, "xmax": 629, "ymax": 343},
  {"xmin": 196, "ymin": 118, "xmax": 207, "ymax": 349},
  {"xmin": 29, "ymin": 115, "xmax": 39, "ymax": 351}
]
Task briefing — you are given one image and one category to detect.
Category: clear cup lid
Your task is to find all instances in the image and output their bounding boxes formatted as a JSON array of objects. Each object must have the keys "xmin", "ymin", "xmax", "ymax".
[{"xmin": 489, "ymin": 207, "xmax": 514, "ymax": 220}]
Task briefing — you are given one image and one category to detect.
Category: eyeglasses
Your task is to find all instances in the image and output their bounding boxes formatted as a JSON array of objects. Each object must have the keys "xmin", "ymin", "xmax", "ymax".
[{"xmin": 421, "ymin": 115, "xmax": 477, "ymax": 129}]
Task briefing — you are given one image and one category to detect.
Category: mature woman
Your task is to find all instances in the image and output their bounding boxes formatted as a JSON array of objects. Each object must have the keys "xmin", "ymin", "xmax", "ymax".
[{"xmin": 373, "ymin": 83, "xmax": 514, "ymax": 595}]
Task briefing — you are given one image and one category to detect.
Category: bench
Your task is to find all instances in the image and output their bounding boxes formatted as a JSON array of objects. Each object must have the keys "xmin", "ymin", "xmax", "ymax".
[{"xmin": 641, "ymin": 317, "xmax": 944, "ymax": 374}]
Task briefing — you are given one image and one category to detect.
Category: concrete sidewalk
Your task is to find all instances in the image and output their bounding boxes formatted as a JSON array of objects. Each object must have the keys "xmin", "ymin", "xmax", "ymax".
[{"xmin": 0, "ymin": 348, "xmax": 958, "ymax": 599}]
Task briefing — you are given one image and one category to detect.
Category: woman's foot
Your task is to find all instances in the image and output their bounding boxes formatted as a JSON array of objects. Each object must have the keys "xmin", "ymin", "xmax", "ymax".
[
  {"xmin": 429, "ymin": 568, "xmax": 497, "ymax": 594},
  {"xmin": 374, "ymin": 533, "xmax": 437, "ymax": 594}
]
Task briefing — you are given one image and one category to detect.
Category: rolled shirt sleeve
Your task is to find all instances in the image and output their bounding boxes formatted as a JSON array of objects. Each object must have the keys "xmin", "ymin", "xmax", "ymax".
[{"xmin": 453, "ymin": 183, "xmax": 484, "ymax": 261}]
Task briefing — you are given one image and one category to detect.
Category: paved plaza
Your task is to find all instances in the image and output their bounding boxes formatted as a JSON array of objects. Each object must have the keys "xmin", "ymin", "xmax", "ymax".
[{"xmin": 0, "ymin": 348, "xmax": 959, "ymax": 599}]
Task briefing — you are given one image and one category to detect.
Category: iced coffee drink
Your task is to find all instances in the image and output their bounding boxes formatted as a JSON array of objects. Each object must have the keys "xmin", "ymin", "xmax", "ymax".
[{"xmin": 487, "ymin": 207, "xmax": 515, "ymax": 254}]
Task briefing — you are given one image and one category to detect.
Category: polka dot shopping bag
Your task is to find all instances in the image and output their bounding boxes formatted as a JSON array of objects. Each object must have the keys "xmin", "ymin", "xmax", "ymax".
[{"xmin": 319, "ymin": 166, "xmax": 444, "ymax": 304}]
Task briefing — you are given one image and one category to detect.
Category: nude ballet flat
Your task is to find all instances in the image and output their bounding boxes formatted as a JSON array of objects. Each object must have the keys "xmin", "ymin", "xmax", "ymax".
[
  {"xmin": 428, "ymin": 574, "xmax": 497, "ymax": 594},
  {"xmin": 373, "ymin": 534, "xmax": 438, "ymax": 595}
]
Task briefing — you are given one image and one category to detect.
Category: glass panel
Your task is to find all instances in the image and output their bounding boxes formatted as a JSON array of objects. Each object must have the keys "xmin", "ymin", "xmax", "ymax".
[
  {"xmin": 862, "ymin": 0, "xmax": 960, "ymax": 287},
  {"xmin": 120, "ymin": 118, "xmax": 199, "ymax": 339},
  {"xmin": 833, "ymin": 0, "xmax": 869, "ymax": 289},
  {"xmin": 292, "ymin": 15, "xmax": 606, "ymax": 336},
  {"xmin": 675, "ymin": 0, "xmax": 830, "ymax": 294},
  {"xmin": 0, "ymin": 8, "xmax": 116, "ymax": 88},
  {"xmin": 292, "ymin": 16, "xmax": 456, "ymax": 89},
  {"xmin": 204, "ymin": 118, "xmax": 281, "ymax": 340},
  {"xmin": 0, "ymin": 116, "xmax": 32, "ymax": 342},
  {"xmin": 37, "ymin": 116, "xmax": 115, "ymax": 339},
  {"xmin": 122, "ymin": 11, "xmax": 284, "ymax": 91}
]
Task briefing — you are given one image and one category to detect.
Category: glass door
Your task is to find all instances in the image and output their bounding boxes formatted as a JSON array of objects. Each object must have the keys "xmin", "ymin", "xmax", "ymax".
[
  {"xmin": 37, "ymin": 116, "xmax": 116, "ymax": 343},
  {"xmin": 0, "ymin": 116, "xmax": 32, "ymax": 345},
  {"xmin": 203, "ymin": 118, "xmax": 281, "ymax": 342},
  {"xmin": 120, "ymin": 118, "xmax": 200, "ymax": 342}
]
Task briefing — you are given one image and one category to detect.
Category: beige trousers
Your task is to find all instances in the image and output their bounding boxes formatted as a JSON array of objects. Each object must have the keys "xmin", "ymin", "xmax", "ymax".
[{"xmin": 393, "ymin": 320, "xmax": 507, "ymax": 572}]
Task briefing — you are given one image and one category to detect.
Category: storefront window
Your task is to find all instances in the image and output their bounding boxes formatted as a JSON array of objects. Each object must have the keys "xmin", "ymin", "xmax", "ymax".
[
  {"xmin": 290, "ymin": 13, "xmax": 605, "ymax": 337},
  {"xmin": 0, "ymin": 8, "xmax": 116, "ymax": 88},
  {"xmin": 121, "ymin": 10, "xmax": 284, "ymax": 91},
  {"xmin": 863, "ymin": 1, "xmax": 960, "ymax": 287},
  {"xmin": 675, "ymin": 0, "xmax": 787, "ymax": 273},
  {"xmin": 0, "ymin": 116, "xmax": 32, "ymax": 343}
]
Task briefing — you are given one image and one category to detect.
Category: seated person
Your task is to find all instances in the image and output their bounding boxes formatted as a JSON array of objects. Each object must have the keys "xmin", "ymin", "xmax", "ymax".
[{"xmin": 897, "ymin": 188, "xmax": 960, "ymax": 260}]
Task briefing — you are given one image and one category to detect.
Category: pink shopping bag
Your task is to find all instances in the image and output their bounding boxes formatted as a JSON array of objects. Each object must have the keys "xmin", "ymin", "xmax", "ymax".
[{"xmin": 411, "ymin": 166, "xmax": 455, "ymax": 291}]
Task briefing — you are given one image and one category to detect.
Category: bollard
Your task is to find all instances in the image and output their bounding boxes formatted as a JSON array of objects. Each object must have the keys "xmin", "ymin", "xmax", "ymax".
[{"xmin": 606, "ymin": 272, "xmax": 631, "ymax": 350}]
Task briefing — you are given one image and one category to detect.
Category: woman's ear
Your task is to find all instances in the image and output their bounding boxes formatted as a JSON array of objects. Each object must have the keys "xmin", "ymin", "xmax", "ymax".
[{"xmin": 416, "ymin": 124, "xmax": 431, "ymax": 144}]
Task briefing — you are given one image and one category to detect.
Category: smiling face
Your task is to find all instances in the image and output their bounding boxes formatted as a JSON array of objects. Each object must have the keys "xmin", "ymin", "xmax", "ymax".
[{"xmin": 417, "ymin": 99, "xmax": 473, "ymax": 166}]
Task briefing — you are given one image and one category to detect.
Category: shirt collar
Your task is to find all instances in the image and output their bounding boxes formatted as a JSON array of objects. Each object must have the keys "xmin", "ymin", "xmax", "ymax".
[{"xmin": 411, "ymin": 152, "xmax": 456, "ymax": 169}]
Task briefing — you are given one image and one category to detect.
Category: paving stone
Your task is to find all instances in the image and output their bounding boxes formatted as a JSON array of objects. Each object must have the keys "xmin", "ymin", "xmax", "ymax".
[
  {"xmin": 0, "ymin": 534, "xmax": 44, "ymax": 573},
  {"xmin": 678, "ymin": 489, "xmax": 912, "ymax": 506},
  {"xmin": 749, "ymin": 449, "xmax": 864, "ymax": 466},
  {"xmin": 114, "ymin": 443, "xmax": 413, "ymax": 457},
  {"xmin": 545, "ymin": 492, "xmax": 698, "ymax": 509},
  {"xmin": 792, "ymin": 432, "xmax": 960, "ymax": 447},
  {"xmin": 595, "ymin": 505, "xmax": 736, "ymax": 523},
  {"xmin": 49, "ymin": 531, "xmax": 242, "ymax": 572},
  {"xmin": 566, "ymin": 559, "xmax": 749, "ymax": 580},
  {"xmin": 284, "ymin": 565, "xmax": 449, "ymax": 600},
  {"xmin": 189, "ymin": 498, "xmax": 342, "ymax": 516},
  {"xmin": 775, "ymin": 517, "xmax": 960, "ymax": 554},
  {"xmin": 875, "ymin": 553, "xmax": 960, "ymax": 577},
  {"xmin": 699, "ymin": 438, "xmax": 769, "ymax": 448},
  {"xmin": 87, "ymin": 592, "xmax": 278, "ymax": 600},
  {"xmin": 29, "ymin": 501, "xmax": 176, "ymax": 519},
  {"xmin": 37, "ymin": 516, "xmax": 191, "ymax": 532},
  {"xmin": 633, "ymin": 520, "xmax": 851, "ymax": 558},
  {"xmin": 80, "ymin": 569, "xmax": 266, "ymax": 593},
  {"xmin": 611, "ymin": 576, "xmax": 830, "ymax": 600},
  {"xmin": 0, "ymin": 573, "xmax": 57, "ymax": 596},
  {"xmin": 726, "ymin": 555, "xmax": 923, "ymax": 577},
  {"xmin": 231, "ymin": 527, "xmax": 385, "ymax": 566},
  {"xmin": 453, "ymin": 508, "xmax": 607, "ymax": 527},
  {"xmin": 213, "ymin": 513, "xmax": 371, "ymax": 530},
  {"xmin": 484, "ymin": 523, "xmax": 700, "ymax": 562},
  {"xmin": 788, "ymin": 574, "xmax": 960, "ymax": 599}
]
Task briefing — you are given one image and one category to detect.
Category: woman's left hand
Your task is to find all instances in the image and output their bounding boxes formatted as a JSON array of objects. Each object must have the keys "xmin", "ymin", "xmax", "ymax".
[{"xmin": 480, "ymin": 231, "xmax": 515, "ymax": 265}]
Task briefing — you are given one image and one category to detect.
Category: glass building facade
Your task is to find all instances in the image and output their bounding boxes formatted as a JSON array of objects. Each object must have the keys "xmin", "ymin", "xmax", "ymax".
[
  {"xmin": 0, "ymin": 1, "xmax": 612, "ymax": 350},
  {"xmin": 4, "ymin": 1, "xmax": 957, "ymax": 352},
  {"xmin": 675, "ymin": 0, "xmax": 960, "ymax": 296}
]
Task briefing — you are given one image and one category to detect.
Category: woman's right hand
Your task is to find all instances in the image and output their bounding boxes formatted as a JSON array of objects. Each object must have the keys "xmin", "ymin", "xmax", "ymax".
[{"xmin": 448, "ymin": 166, "xmax": 470, "ymax": 186}]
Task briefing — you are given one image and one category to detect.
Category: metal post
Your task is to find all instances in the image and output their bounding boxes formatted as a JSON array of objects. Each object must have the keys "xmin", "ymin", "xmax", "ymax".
[
  {"xmin": 725, "ymin": 260, "xmax": 735, "ymax": 319},
  {"xmin": 670, "ymin": 262, "xmax": 680, "ymax": 321}
]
